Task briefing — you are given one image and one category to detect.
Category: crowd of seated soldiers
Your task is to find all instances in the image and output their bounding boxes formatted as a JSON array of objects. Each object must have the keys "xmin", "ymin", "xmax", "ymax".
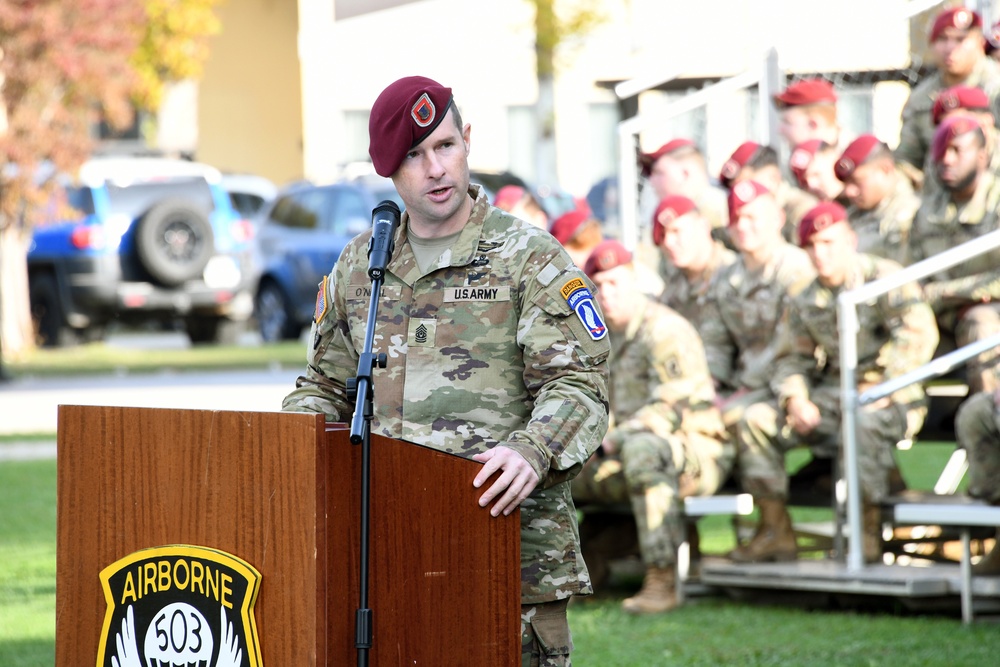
[{"xmin": 490, "ymin": 5, "xmax": 1000, "ymax": 615}]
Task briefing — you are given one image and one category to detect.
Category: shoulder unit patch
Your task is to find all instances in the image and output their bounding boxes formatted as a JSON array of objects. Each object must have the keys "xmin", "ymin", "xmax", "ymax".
[{"xmin": 560, "ymin": 278, "xmax": 607, "ymax": 341}]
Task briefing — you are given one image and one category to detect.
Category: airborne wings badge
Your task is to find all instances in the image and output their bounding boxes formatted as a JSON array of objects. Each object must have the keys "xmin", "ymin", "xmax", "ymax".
[
  {"xmin": 96, "ymin": 545, "xmax": 263, "ymax": 667},
  {"xmin": 560, "ymin": 278, "xmax": 607, "ymax": 341}
]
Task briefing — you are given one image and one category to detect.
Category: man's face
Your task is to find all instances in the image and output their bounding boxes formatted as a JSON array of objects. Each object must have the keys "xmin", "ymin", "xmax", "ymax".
[
  {"xmin": 780, "ymin": 107, "xmax": 815, "ymax": 147},
  {"xmin": 933, "ymin": 27, "xmax": 984, "ymax": 78},
  {"xmin": 803, "ymin": 151, "xmax": 844, "ymax": 201},
  {"xmin": 729, "ymin": 195, "xmax": 782, "ymax": 256},
  {"xmin": 390, "ymin": 108, "xmax": 472, "ymax": 230},
  {"xmin": 936, "ymin": 131, "xmax": 986, "ymax": 192},
  {"xmin": 843, "ymin": 160, "xmax": 892, "ymax": 211},
  {"xmin": 660, "ymin": 211, "xmax": 712, "ymax": 268},
  {"xmin": 647, "ymin": 156, "xmax": 686, "ymax": 199},
  {"xmin": 591, "ymin": 265, "xmax": 636, "ymax": 331},
  {"xmin": 805, "ymin": 221, "xmax": 856, "ymax": 287}
]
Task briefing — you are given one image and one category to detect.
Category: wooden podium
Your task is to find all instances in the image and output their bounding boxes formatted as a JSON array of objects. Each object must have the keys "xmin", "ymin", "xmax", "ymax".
[{"xmin": 56, "ymin": 406, "xmax": 521, "ymax": 666}]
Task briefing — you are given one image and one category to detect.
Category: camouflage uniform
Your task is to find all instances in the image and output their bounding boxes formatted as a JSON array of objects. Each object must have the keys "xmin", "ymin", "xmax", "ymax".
[
  {"xmin": 735, "ymin": 254, "xmax": 939, "ymax": 501},
  {"xmin": 955, "ymin": 390, "xmax": 1000, "ymax": 504},
  {"xmin": 572, "ymin": 297, "xmax": 732, "ymax": 567},
  {"xmin": 912, "ymin": 171, "xmax": 1000, "ymax": 393},
  {"xmin": 846, "ymin": 172, "xmax": 919, "ymax": 267},
  {"xmin": 699, "ymin": 241, "xmax": 816, "ymax": 427},
  {"xmin": 658, "ymin": 241, "xmax": 737, "ymax": 328},
  {"xmin": 895, "ymin": 55, "xmax": 1000, "ymax": 187},
  {"xmin": 777, "ymin": 180, "xmax": 819, "ymax": 245},
  {"xmin": 283, "ymin": 186, "xmax": 611, "ymax": 617}
]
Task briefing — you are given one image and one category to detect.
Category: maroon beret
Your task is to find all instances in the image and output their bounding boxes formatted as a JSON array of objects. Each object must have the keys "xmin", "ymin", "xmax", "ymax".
[
  {"xmin": 931, "ymin": 115, "xmax": 982, "ymax": 163},
  {"xmin": 930, "ymin": 6, "xmax": 982, "ymax": 42},
  {"xmin": 493, "ymin": 185, "xmax": 526, "ymax": 210},
  {"xmin": 368, "ymin": 76, "xmax": 454, "ymax": 177},
  {"xmin": 788, "ymin": 139, "xmax": 824, "ymax": 188},
  {"xmin": 549, "ymin": 208, "xmax": 590, "ymax": 244},
  {"xmin": 933, "ymin": 86, "xmax": 990, "ymax": 126},
  {"xmin": 639, "ymin": 138, "xmax": 696, "ymax": 177},
  {"xmin": 719, "ymin": 141, "xmax": 762, "ymax": 188},
  {"xmin": 773, "ymin": 79, "xmax": 837, "ymax": 108},
  {"xmin": 798, "ymin": 202, "xmax": 848, "ymax": 246},
  {"xmin": 835, "ymin": 135, "xmax": 884, "ymax": 182},
  {"xmin": 727, "ymin": 180, "xmax": 771, "ymax": 226},
  {"xmin": 584, "ymin": 239, "xmax": 632, "ymax": 278},
  {"xmin": 651, "ymin": 195, "xmax": 698, "ymax": 246}
]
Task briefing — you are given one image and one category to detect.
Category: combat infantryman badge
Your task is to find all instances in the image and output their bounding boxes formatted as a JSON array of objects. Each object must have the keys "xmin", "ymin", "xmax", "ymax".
[
  {"xmin": 560, "ymin": 278, "xmax": 608, "ymax": 341},
  {"xmin": 96, "ymin": 545, "xmax": 263, "ymax": 667}
]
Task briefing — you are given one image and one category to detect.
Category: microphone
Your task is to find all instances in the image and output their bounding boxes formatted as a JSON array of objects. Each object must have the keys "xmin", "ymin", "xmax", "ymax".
[{"xmin": 367, "ymin": 200, "xmax": 401, "ymax": 280}]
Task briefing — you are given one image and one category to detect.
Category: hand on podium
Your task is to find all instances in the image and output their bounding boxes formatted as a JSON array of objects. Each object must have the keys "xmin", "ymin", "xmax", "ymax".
[{"xmin": 472, "ymin": 445, "xmax": 540, "ymax": 517}]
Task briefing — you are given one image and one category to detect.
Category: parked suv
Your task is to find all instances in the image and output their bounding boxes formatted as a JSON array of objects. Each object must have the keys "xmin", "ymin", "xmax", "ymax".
[
  {"xmin": 252, "ymin": 177, "xmax": 402, "ymax": 342},
  {"xmin": 28, "ymin": 157, "xmax": 256, "ymax": 346}
]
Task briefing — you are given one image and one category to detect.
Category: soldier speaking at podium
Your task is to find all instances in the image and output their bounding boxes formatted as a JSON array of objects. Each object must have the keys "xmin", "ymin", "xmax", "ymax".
[{"xmin": 282, "ymin": 75, "xmax": 610, "ymax": 667}]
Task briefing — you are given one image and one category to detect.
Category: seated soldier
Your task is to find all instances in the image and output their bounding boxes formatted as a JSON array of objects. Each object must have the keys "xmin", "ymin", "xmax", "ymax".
[
  {"xmin": 912, "ymin": 115, "xmax": 1000, "ymax": 395},
  {"xmin": 834, "ymin": 134, "xmax": 919, "ymax": 266},
  {"xmin": 732, "ymin": 203, "xmax": 939, "ymax": 563},
  {"xmin": 719, "ymin": 141, "xmax": 818, "ymax": 243},
  {"xmin": 789, "ymin": 139, "xmax": 849, "ymax": 206},
  {"xmin": 652, "ymin": 195, "xmax": 736, "ymax": 328},
  {"xmin": 571, "ymin": 240, "xmax": 733, "ymax": 614},
  {"xmin": 922, "ymin": 85, "xmax": 999, "ymax": 198},
  {"xmin": 772, "ymin": 78, "xmax": 846, "ymax": 150},
  {"xmin": 955, "ymin": 388, "xmax": 1000, "ymax": 574},
  {"xmin": 493, "ymin": 184, "xmax": 549, "ymax": 230}
]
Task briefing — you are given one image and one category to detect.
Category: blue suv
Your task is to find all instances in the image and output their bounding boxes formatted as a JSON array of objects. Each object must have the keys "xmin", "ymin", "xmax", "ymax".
[
  {"xmin": 252, "ymin": 177, "xmax": 402, "ymax": 342},
  {"xmin": 28, "ymin": 157, "xmax": 256, "ymax": 346}
]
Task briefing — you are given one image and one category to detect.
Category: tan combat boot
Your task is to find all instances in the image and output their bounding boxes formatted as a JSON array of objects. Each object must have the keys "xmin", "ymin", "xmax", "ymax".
[
  {"xmin": 729, "ymin": 498, "xmax": 797, "ymax": 563},
  {"xmin": 973, "ymin": 529, "xmax": 1000, "ymax": 576},
  {"xmin": 862, "ymin": 503, "xmax": 884, "ymax": 564},
  {"xmin": 621, "ymin": 565, "xmax": 678, "ymax": 614}
]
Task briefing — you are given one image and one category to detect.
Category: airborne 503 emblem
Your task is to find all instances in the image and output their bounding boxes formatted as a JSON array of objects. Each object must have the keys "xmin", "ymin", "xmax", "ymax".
[{"xmin": 96, "ymin": 545, "xmax": 263, "ymax": 667}]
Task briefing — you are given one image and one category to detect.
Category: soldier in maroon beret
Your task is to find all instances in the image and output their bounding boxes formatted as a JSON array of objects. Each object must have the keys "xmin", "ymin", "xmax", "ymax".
[
  {"xmin": 639, "ymin": 139, "xmax": 729, "ymax": 239},
  {"xmin": 288, "ymin": 75, "xmax": 613, "ymax": 666},
  {"xmin": 912, "ymin": 113, "xmax": 1000, "ymax": 395},
  {"xmin": 834, "ymin": 134, "xmax": 918, "ymax": 266},
  {"xmin": 896, "ymin": 6, "xmax": 1000, "ymax": 191},
  {"xmin": 772, "ymin": 78, "xmax": 844, "ymax": 150},
  {"xmin": 789, "ymin": 140, "xmax": 847, "ymax": 207}
]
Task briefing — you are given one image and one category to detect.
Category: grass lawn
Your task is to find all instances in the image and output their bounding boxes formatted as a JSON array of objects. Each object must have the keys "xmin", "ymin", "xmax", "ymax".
[{"xmin": 2, "ymin": 442, "xmax": 996, "ymax": 665}]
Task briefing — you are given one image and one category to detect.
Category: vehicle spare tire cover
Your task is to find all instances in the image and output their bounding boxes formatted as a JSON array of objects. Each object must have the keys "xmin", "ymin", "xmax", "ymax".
[{"xmin": 136, "ymin": 198, "xmax": 215, "ymax": 286}]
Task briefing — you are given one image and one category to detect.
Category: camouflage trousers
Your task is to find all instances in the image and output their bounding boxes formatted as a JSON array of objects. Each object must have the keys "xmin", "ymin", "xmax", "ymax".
[
  {"xmin": 955, "ymin": 391, "xmax": 1000, "ymax": 504},
  {"xmin": 521, "ymin": 598, "xmax": 571, "ymax": 667},
  {"xmin": 571, "ymin": 430, "xmax": 732, "ymax": 567},
  {"xmin": 734, "ymin": 384, "xmax": 910, "ymax": 503},
  {"xmin": 939, "ymin": 303, "xmax": 1000, "ymax": 395}
]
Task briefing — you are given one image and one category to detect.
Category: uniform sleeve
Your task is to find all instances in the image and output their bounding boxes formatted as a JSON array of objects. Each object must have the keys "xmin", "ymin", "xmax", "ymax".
[
  {"xmin": 611, "ymin": 313, "xmax": 712, "ymax": 445},
  {"xmin": 500, "ymin": 256, "xmax": 611, "ymax": 489},
  {"xmin": 281, "ymin": 247, "xmax": 360, "ymax": 419},
  {"xmin": 771, "ymin": 299, "xmax": 815, "ymax": 405},
  {"xmin": 877, "ymin": 280, "xmax": 940, "ymax": 389},
  {"xmin": 923, "ymin": 269, "xmax": 1000, "ymax": 309},
  {"xmin": 894, "ymin": 94, "xmax": 927, "ymax": 176},
  {"xmin": 698, "ymin": 278, "xmax": 737, "ymax": 390}
]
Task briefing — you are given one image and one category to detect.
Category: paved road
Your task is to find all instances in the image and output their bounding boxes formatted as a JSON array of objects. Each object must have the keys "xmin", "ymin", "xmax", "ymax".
[{"xmin": 0, "ymin": 367, "xmax": 301, "ymax": 437}]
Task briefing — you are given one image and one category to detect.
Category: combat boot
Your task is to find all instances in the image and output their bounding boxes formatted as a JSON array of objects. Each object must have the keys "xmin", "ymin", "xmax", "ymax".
[
  {"xmin": 621, "ymin": 565, "xmax": 677, "ymax": 614},
  {"xmin": 729, "ymin": 498, "xmax": 797, "ymax": 563},
  {"xmin": 862, "ymin": 503, "xmax": 884, "ymax": 564},
  {"xmin": 973, "ymin": 529, "xmax": 1000, "ymax": 576}
]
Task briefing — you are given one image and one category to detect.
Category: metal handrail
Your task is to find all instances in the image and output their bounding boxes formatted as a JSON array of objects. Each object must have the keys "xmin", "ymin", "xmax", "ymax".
[{"xmin": 838, "ymin": 228, "xmax": 1000, "ymax": 571}]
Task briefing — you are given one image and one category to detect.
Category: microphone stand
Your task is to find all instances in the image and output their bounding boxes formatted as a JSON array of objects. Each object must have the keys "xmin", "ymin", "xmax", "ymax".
[{"xmin": 346, "ymin": 235, "xmax": 395, "ymax": 666}]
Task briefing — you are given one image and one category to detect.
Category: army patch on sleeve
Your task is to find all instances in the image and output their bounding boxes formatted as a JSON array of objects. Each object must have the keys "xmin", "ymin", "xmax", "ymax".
[
  {"xmin": 314, "ymin": 276, "xmax": 329, "ymax": 323},
  {"xmin": 560, "ymin": 278, "xmax": 607, "ymax": 341}
]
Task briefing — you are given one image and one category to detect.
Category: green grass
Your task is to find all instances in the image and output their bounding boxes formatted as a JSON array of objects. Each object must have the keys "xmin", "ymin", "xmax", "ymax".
[
  {"xmin": 5, "ymin": 339, "xmax": 306, "ymax": 378},
  {"xmin": 2, "ymin": 441, "xmax": 994, "ymax": 665}
]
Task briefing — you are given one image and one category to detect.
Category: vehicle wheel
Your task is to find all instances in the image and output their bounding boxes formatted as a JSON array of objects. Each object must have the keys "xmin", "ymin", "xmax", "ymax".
[
  {"xmin": 29, "ymin": 273, "xmax": 73, "ymax": 348},
  {"xmin": 184, "ymin": 316, "xmax": 244, "ymax": 346},
  {"xmin": 255, "ymin": 281, "xmax": 301, "ymax": 342},
  {"xmin": 136, "ymin": 199, "xmax": 215, "ymax": 287}
]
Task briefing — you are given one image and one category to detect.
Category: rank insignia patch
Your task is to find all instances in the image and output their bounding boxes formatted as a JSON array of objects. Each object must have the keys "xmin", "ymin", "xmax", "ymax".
[
  {"xmin": 96, "ymin": 545, "xmax": 263, "ymax": 667},
  {"xmin": 560, "ymin": 278, "xmax": 607, "ymax": 341},
  {"xmin": 314, "ymin": 276, "xmax": 329, "ymax": 323}
]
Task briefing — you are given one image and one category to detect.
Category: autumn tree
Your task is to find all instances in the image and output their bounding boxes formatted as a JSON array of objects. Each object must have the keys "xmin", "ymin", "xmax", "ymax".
[
  {"xmin": 0, "ymin": 0, "xmax": 222, "ymax": 365},
  {"xmin": 527, "ymin": 0, "xmax": 605, "ymax": 188}
]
